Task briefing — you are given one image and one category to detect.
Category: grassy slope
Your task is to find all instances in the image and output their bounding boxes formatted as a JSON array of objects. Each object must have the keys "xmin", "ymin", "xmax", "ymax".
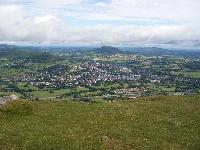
[{"xmin": 0, "ymin": 96, "xmax": 200, "ymax": 150}]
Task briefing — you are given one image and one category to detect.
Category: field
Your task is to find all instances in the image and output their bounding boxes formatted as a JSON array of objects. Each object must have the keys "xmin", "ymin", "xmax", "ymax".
[
  {"xmin": 171, "ymin": 71, "xmax": 200, "ymax": 78},
  {"xmin": 0, "ymin": 96, "xmax": 200, "ymax": 149},
  {"xmin": 29, "ymin": 89, "xmax": 70, "ymax": 98},
  {"xmin": 147, "ymin": 85, "xmax": 176, "ymax": 93}
]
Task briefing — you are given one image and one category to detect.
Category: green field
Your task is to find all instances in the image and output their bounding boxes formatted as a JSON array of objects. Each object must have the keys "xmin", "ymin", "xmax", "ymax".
[
  {"xmin": 0, "ymin": 96, "xmax": 200, "ymax": 149},
  {"xmin": 29, "ymin": 89, "xmax": 70, "ymax": 98},
  {"xmin": 0, "ymin": 92, "xmax": 22, "ymax": 97},
  {"xmin": 0, "ymin": 67, "xmax": 35, "ymax": 78},
  {"xmin": 147, "ymin": 85, "xmax": 176, "ymax": 93},
  {"xmin": 171, "ymin": 71, "xmax": 200, "ymax": 78},
  {"xmin": 17, "ymin": 83, "xmax": 39, "ymax": 91}
]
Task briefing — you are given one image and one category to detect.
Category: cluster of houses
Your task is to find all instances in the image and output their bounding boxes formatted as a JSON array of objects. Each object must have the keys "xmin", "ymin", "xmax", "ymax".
[
  {"xmin": 67, "ymin": 62, "xmax": 140, "ymax": 86},
  {"xmin": 113, "ymin": 87, "xmax": 147, "ymax": 95},
  {"xmin": 4, "ymin": 61, "xmax": 141, "ymax": 88}
]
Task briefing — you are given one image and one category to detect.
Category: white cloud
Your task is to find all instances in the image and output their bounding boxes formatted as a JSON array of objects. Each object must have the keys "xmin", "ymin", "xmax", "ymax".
[
  {"xmin": 108, "ymin": 0, "xmax": 200, "ymax": 21},
  {"xmin": 52, "ymin": 0, "xmax": 199, "ymax": 25},
  {"xmin": 62, "ymin": 25, "xmax": 200, "ymax": 46},
  {"xmin": 0, "ymin": 1, "xmax": 199, "ymax": 48},
  {"xmin": 0, "ymin": 5, "xmax": 66, "ymax": 42},
  {"xmin": 34, "ymin": 15, "xmax": 55, "ymax": 24},
  {"xmin": 39, "ymin": 0, "xmax": 81, "ymax": 4}
]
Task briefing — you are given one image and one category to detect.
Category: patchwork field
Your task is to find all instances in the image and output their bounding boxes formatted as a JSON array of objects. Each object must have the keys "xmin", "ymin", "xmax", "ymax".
[{"xmin": 171, "ymin": 71, "xmax": 200, "ymax": 78}]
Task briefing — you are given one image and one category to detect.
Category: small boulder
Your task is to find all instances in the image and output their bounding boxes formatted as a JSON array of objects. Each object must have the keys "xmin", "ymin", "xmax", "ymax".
[{"xmin": 10, "ymin": 94, "xmax": 18, "ymax": 101}]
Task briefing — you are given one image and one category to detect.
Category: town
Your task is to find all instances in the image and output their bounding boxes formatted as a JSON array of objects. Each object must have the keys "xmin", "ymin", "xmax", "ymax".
[{"xmin": 1, "ymin": 46, "xmax": 200, "ymax": 102}]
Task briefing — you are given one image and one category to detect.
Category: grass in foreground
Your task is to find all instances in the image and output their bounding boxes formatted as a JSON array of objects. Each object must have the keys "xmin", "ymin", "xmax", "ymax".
[{"xmin": 0, "ymin": 96, "xmax": 200, "ymax": 150}]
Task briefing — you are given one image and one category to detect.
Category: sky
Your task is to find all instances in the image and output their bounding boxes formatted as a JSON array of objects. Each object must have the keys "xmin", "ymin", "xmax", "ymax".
[{"xmin": 0, "ymin": 0, "xmax": 200, "ymax": 48}]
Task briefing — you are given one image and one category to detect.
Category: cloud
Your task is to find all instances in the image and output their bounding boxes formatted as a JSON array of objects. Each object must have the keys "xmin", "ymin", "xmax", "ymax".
[
  {"xmin": 62, "ymin": 25, "xmax": 200, "ymax": 47},
  {"xmin": 0, "ymin": 0, "xmax": 81, "ymax": 5},
  {"xmin": 0, "ymin": 2, "xmax": 199, "ymax": 48},
  {"xmin": 99, "ymin": 0, "xmax": 200, "ymax": 22},
  {"xmin": 51, "ymin": 0, "xmax": 200, "ymax": 25},
  {"xmin": 0, "ymin": 5, "xmax": 66, "ymax": 42},
  {"xmin": 34, "ymin": 15, "xmax": 55, "ymax": 24}
]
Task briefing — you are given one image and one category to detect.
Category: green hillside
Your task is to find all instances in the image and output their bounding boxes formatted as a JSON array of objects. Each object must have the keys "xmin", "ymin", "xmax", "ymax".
[
  {"xmin": 0, "ymin": 44, "xmax": 59, "ymax": 63},
  {"xmin": 0, "ymin": 96, "xmax": 200, "ymax": 149},
  {"xmin": 94, "ymin": 46, "xmax": 125, "ymax": 55}
]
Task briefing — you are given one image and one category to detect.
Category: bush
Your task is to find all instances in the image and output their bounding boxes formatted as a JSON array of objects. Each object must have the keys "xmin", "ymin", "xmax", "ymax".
[{"xmin": 49, "ymin": 90, "xmax": 54, "ymax": 93}]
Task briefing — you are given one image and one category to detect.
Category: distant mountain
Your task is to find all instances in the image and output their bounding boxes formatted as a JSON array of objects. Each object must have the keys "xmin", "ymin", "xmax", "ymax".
[
  {"xmin": 0, "ymin": 44, "xmax": 60, "ymax": 63},
  {"xmin": 131, "ymin": 47, "xmax": 174, "ymax": 56},
  {"xmin": 122, "ymin": 47, "xmax": 200, "ymax": 57},
  {"xmin": 93, "ymin": 46, "xmax": 125, "ymax": 55},
  {"xmin": 0, "ymin": 44, "xmax": 27, "ymax": 57},
  {"xmin": 0, "ymin": 44, "xmax": 16, "ymax": 49}
]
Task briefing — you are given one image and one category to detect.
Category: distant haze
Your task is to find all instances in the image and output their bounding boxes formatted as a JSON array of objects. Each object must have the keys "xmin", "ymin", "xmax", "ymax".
[{"xmin": 0, "ymin": 0, "xmax": 200, "ymax": 48}]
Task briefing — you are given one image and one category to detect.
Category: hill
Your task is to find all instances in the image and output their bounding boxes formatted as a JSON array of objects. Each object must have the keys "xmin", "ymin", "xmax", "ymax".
[
  {"xmin": 91, "ymin": 46, "xmax": 200, "ymax": 57},
  {"xmin": 0, "ymin": 44, "xmax": 60, "ymax": 63},
  {"xmin": 0, "ymin": 95, "xmax": 200, "ymax": 149},
  {"xmin": 123, "ymin": 47, "xmax": 200, "ymax": 57},
  {"xmin": 93, "ymin": 46, "xmax": 125, "ymax": 55}
]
